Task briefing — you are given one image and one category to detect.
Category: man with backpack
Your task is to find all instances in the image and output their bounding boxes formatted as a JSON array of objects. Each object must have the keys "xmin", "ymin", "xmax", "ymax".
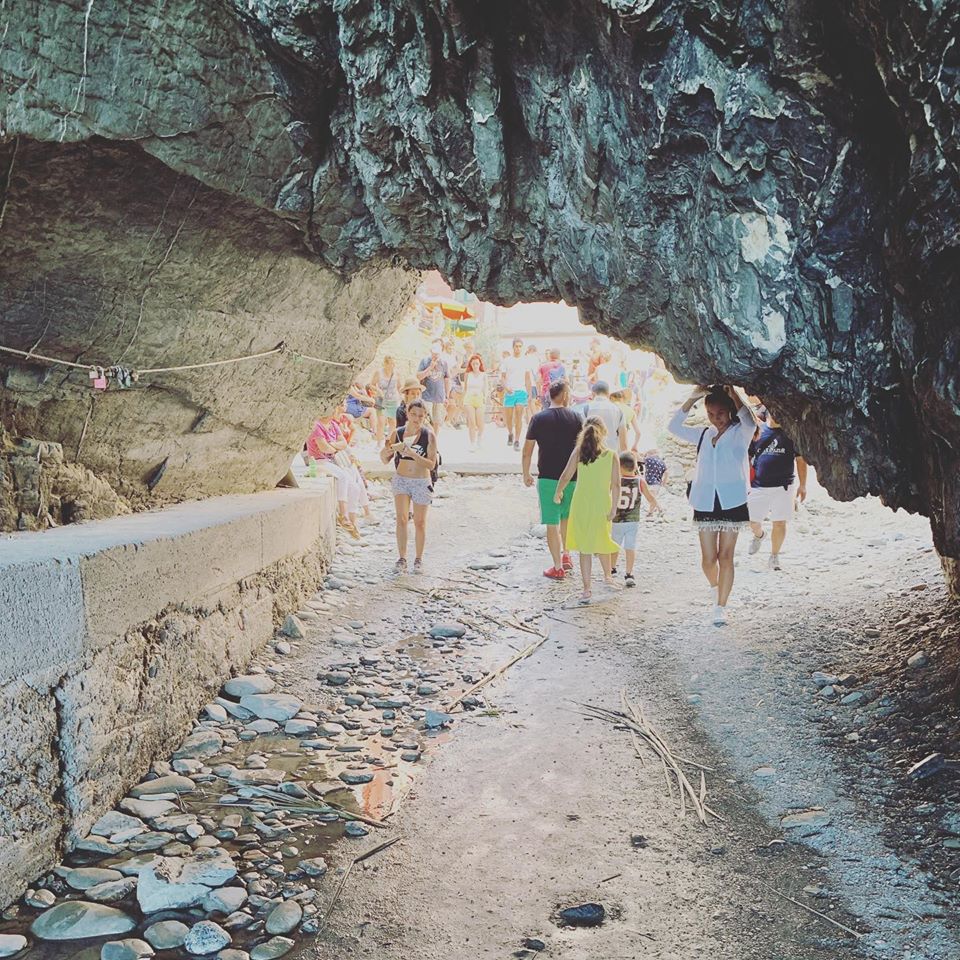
[
  {"xmin": 747, "ymin": 414, "xmax": 808, "ymax": 570},
  {"xmin": 522, "ymin": 380, "xmax": 584, "ymax": 580}
]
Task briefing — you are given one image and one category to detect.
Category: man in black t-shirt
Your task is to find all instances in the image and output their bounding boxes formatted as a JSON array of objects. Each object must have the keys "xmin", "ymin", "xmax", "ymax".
[{"xmin": 522, "ymin": 380, "xmax": 584, "ymax": 579}]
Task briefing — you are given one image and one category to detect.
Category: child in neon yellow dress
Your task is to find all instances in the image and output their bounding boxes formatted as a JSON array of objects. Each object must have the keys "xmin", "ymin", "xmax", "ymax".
[{"xmin": 554, "ymin": 417, "xmax": 621, "ymax": 603}]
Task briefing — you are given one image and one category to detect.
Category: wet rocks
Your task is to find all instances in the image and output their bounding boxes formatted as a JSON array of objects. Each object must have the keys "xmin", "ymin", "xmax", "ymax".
[
  {"xmin": 239, "ymin": 694, "xmax": 302, "ymax": 723},
  {"xmin": 202, "ymin": 887, "xmax": 247, "ymax": 915},
  {"xmin": 338, "ymin": 771, "xmax": 374, "ymax": 785},
  {"xmin": 283, "ymin": 719, "xmax": 317, "ymax": 735},
  {"xmin": 101, "ymin": 938, "xmax": 155, "ymax": 960},
  {"xmin": 137, "ymin": 850, "xmax": 238, "ymax": 912},
  {"xmin": 173, "ymin": 730, "xmax": 224, "ymax": 761},
  {"xmin": 144, "ymin": 920, "xmax": 190, "ymax": 950},
  {"xmin": 131, "ymin": 775, "xmax": 196, "ymax": 797},
  {"xmin": 0, "ymin": 935, "xmax": 27, "ymax": 958},
  {"xmin": 299, "ymin": 858, "xmax": 327, "ymax": 878},
  {"xmin": 265, "ymin": 901, "xmax": 302, "ymax": 935},
  {"xmin": 91, "ymin": 811, "xmax": 146, "ymax": 839},
  {"xmin": 86, "ymin": 878, "xmax": 138, "ymax": 904},
  {"xmin": 30, "ymin": 902, "xmax": 136, "ymax": 941},
  {"xmin": 423, "ymin": 710, "xmax": 453, "ymax": 730},
  {"xmin": 249, "ymin": 937, "xmax": 294, "ymax": 960},
  {"xmin": 184, "ymin": 921, "xmax": 231, "ymax": 955},
  {"xmin": 428, "ymin": 623, "xmax": 466, "ymax": 639},
  {"xmin": 119, "ymin": 798, "xmax": 178, "ymax": 820},
  {"xmin": 23, "ymin": 890, "xmax": 55, "ymax": 909},
  {"xmin": 54, "ymin": 866, "xmax": 124, "ymax": 891}
]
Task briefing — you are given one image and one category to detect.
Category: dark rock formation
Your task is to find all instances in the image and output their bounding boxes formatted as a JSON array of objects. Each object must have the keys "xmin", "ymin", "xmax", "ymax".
[{"xmin": 2, "ymin": 1, "xmax": 959, "ymax": 589}]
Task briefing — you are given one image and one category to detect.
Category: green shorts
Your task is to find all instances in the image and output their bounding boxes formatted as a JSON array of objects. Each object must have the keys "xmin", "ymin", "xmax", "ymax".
[{"xmin": 537, "ymin": 478, "xmax": 575, "ymax": 525}]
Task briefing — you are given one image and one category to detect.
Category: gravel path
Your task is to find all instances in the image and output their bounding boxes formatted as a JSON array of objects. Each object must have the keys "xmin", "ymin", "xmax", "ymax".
[{"xmin": 4, "ymin": 472, "xmax": 957, "ymax": 960}]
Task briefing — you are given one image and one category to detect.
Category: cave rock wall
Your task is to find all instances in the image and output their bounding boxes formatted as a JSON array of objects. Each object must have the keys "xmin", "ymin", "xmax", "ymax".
[{"xmin": 2, "ymin": 1, "xmax": 960, "ymax": 587}]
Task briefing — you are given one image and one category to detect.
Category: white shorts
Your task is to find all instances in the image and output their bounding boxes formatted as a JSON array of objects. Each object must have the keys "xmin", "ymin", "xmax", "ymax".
[
  {"xmin": 748, "ymin": 483, "xmax": 796, "ymax": 523},
  {"xmin": 391, "ymin": 473, "xmax": 434, "ymax": 506},
  {"xmin": 611, "ymin": 521, "xmax": 639, "ymax": 549}
]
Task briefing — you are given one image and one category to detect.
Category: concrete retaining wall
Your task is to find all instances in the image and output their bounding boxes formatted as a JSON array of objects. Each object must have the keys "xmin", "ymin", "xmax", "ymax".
[{"xmin": 0, "ymin": 485, "xmax": 336, "ymax": 907}]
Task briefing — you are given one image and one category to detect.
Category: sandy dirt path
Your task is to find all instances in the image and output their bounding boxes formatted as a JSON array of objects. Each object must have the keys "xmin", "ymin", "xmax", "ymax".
[{"xmin": 295, "ymin": 473, "xmax": 958, "ymax": 960}]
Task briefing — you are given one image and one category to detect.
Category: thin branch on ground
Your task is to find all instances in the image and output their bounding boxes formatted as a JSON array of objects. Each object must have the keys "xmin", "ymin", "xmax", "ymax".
[
  {"xmin": 759, "ymin": 880, "xmax": 866, "ymax": 939},
  {"xmin": 447, "ymin": 631, "xmax": 550, "ymax": 712}
]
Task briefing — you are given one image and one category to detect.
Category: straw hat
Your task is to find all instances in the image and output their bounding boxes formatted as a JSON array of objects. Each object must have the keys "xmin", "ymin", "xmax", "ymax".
[{"xmin": 400, "ymin": 378, "xmax": 423, "ymax": 394}]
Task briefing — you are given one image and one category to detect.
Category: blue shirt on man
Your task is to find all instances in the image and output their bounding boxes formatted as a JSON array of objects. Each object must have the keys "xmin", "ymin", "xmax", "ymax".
[{"xmin": 750, "ymin": 425, "xmax": 797, "ymax": 488}]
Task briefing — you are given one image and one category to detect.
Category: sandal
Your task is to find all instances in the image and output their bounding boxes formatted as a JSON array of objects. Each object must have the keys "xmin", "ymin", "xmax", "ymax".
[
  {"xmin": 413, "ymin": 558, "xmax": 423, "ymax": 575},
  {"xmin": 394, "ymin": 558, "xmax": 407, "ymax": 574}
]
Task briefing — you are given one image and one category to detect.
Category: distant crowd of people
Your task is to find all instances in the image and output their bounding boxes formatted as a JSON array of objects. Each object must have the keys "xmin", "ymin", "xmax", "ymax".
[
  {"xmin": 524, "ymin": 380, "xmax": 806, "ymax": 621},
  {"xmin": 303, "ymin": 342, "xmax": 806, "ymax": 622},
  {"xmin": 330, "ymin": 336, "xmax": 672, "ymax": 455}
]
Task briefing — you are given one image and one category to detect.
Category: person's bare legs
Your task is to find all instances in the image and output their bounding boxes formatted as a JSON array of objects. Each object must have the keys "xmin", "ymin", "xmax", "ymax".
[
  {"xmin": 560, "ymin": 517, "xmax": 570, "ymax": 556},
  {"xmin": 545, "ymin": 525, "xmax": 563, "ymax": 569},
  {"xmin": 771, "ymin": 520, "xmax": 787, "ymax": 555},
  {"xmin": 412, "ymin": 502, "xmax": 429, "ymax": 561},
  {"xmin": 393, "ymin": 495, "xmax": 410, "ymax": 560},
  {"xmin": 717, "ymin": 530, "xmax": 739, "ymax": 606},
  {"xmin": 624, "ymin": 547, "xmax": 636, "ymax": 577},
  {"xmin": 465, "ymin": 405, "xmax": 478, "ymax": 445},
  {"xmin": 431, "ymin": 402, "xmax": 445, "ymax": 435},
  {"xmin": 598, "ymin": 551, "xmax": 614, "ymax": 584},
  {"xmin": 578, "ymin": 553, "xmax": 593, "ymax": 598},
  {"xmin": 477, "ymin": 406, "xmax": 485, "ymax": 443},
  {"xmin": 750, "ymin": 520, "xmax": 764, "ymax": 539},
  {"xmin": 698, "ymin": 530, "xmax": 720, "ymax": 588}
]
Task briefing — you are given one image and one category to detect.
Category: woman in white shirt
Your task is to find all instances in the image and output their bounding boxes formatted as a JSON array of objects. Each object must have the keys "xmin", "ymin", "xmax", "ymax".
[{"xmin": 669, "ymin": 384, "xmax": 759, "ymax": 626}]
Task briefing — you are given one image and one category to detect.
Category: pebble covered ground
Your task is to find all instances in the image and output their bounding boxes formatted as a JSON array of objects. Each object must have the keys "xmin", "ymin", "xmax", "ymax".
[{"xmin": 0, "ymin": 473, "xmax": 958, "ymax": 960}]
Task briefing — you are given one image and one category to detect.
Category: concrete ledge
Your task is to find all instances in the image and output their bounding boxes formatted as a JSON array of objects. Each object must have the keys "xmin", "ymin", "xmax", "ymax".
[{"xmin": 0, "ymin": 485, "xmax": 336, "ymax": 906}]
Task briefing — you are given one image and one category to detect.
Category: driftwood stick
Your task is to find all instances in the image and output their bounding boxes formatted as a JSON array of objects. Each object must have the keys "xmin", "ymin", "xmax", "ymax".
[
  {"xmin": 759, "ymin": 881, "xmax": 866, "ymax": 939},
  {"xmin": 316, "ymin": 836, "xmax": 402, "ymax": 936},
  {"xmin": 448, "ymin": 632, "xmax": 549, "ymax": 711}
]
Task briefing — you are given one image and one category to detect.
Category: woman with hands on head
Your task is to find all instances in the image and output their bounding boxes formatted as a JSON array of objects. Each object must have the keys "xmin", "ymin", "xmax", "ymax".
[{"xmin": 669, "ymin": 383, "xmax": 759, "ymax": 626}]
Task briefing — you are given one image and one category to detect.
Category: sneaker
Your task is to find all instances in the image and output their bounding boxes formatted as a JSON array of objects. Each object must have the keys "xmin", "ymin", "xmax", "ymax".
[
  {"xmin": 712, "ymin": 604, "xmax": 727, "ymax": 626},
  {"xmin": 513, "ymin": 440, "xmax": 520, "ymax": 451},
  {"xmin": 625, "ymin": 573, "xmax": 636, "ymax": 588},
  {"xmin": 507, "ymin": 433, "xmax": 514, "ymax": 446},
  {"xmin": 749, "ymin": 532, "xmax": 765, "ymax": 555},
  {"xmin": 543, "ymin": 566, "xmax": 565, "ymax": 580},
  {"xmin": 769, "ymin": 554, "xmax": 782, "ymax": 571},
  {"xmin": 561, "ymin": 553, "xmax": 573, "ymax": 571},
  {"xmin": 413, "ymin": 558, "xmax": 423, "ymax": 575},
  {"xmin": 611, "ymin": 567, "xmax": 618, "ymax": 576},
  {"xmin": 394, "ymin": 558, "xmax": 407, "ymax": 574}
]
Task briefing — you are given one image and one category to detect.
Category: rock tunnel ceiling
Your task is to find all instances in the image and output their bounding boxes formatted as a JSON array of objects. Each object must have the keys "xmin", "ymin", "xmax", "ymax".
[{"xmin": 0, "ymin": 0, "xmax": 958, "ymax": 588}]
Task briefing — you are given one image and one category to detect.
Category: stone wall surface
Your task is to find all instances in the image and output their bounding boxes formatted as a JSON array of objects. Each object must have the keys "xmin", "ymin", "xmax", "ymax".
[
  {"xmin": 2, "ymin": 1, "xmax": 960, "ymax": 586},
  {"xmin": 0, "ymin": 484, "xmax": 337, "ymax": 908}
]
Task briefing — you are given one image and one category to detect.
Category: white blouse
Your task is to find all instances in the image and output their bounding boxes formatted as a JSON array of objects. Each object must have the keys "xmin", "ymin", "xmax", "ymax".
[{"xmin": 668, "ymin": 406, "xmax": 756, "ymax": 511}]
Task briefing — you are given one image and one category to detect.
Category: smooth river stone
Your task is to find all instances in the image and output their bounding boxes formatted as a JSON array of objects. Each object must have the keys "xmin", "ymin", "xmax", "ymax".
[{"xmin": 31, "ymin": 902, "xmax": 136, "ymax": 941}]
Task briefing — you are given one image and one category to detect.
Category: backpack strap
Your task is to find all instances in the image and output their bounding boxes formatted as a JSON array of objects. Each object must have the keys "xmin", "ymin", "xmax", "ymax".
[{"xmin": 696, "ymin": 428, "xmax": 708, "ymax": 455}]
